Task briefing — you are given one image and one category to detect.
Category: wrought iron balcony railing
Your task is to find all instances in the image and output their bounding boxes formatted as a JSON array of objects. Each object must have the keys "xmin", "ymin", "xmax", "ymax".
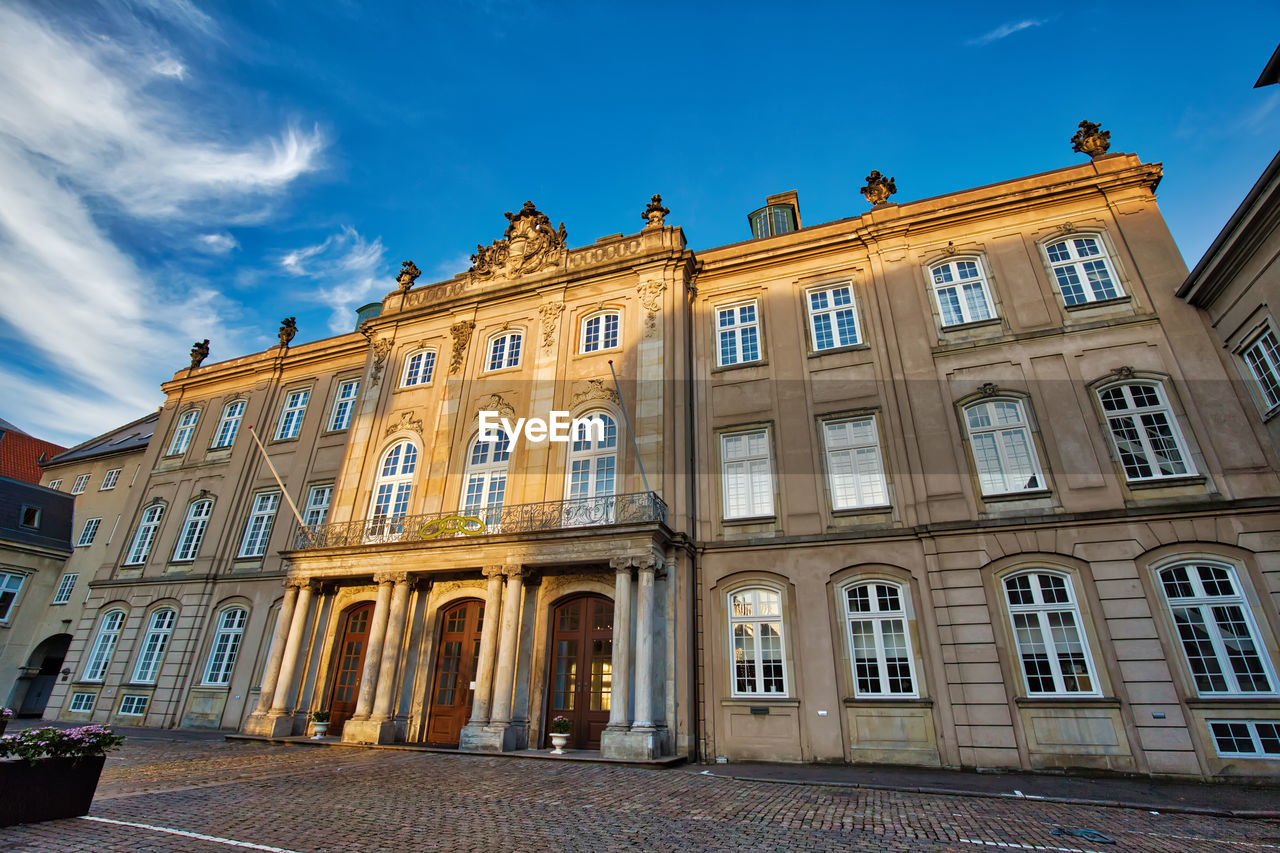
[{"xmin": 295, "ymin": 491, "xmax": 667, "ymax": 550}]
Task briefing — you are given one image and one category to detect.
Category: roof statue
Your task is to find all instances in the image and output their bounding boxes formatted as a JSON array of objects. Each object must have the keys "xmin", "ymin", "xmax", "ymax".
[
  {"xmin": 861, "ymin": 170, "xmax": 897, "ymax": 206},
  {"xmin": 469, "ymin": 201, "xmax": 568, "ymax": 280},
  {"xmin": 1071, "ymin": 120, "xmax": 1111, "ymax": 159},
  {"xmin": 642, "ymin": 194, "xmax": 670, "ymax": 229},
  {"xmin": 397, "ymin": 260, "xmax": 422, "ymax": 292},
  {"xmin": 278, "ymin": 316, "xmax": 297, "ymax": 347},
  {"xmin": 189, "ymin": 339, "xmax": 210, "ymax": 369}
]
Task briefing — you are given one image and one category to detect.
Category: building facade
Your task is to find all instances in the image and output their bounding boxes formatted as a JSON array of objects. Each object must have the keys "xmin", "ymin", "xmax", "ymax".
[{"xmin": 39, "ymin": 135, "xmax": 1280, "ymax": 779}]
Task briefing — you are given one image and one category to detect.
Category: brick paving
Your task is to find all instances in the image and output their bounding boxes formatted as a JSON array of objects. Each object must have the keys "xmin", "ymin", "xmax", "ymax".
[{"xmin": 2, "ymin": 734, "xmax": 1278, "ymax": 851}]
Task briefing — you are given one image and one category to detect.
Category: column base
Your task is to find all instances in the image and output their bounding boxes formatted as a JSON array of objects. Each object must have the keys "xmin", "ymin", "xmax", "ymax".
[
  {"xmin": 459, "ymin": 721, "xmax": 527, "ymax": 752},
  {"xmin": 243, "ymin": 712, "xmax": 300, "ymax": 738},
  {"xmin": 601, "ymin": 725, "xmax": 665, "ymax": 760},
  {"xmin": 340, "ymin": 718, "xmax": 398, "ymax": 745}
]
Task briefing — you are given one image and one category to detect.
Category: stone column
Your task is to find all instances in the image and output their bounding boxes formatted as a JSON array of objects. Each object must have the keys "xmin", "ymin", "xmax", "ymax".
[
  {"xmin": 489, "ymin": 567, "xmax": 525, "ymax": 726},
  {"xmin": 632, "ymin": 558, "xmax": 657, "ymax": 730},
  {"xmin": 253, "ymin": 580, "xmax": 299, "ymax": 716},
  {"xmin": 606, "ymin": 558, "xmax": 633, "ymax": 731},
  {"xmin": 371, "ymin": 573, "xmax": 412, "ymax": 724},
  {"xmin": 270, "ymin": 580, "xmax": 317, "ymax": 714},
  {"xmin": 350, "ymin": 574, "xmax": 394, "ymax": 723},
  {"xmin": 467, "ymin": 566, "xmax": 506, "ymax": 725}
]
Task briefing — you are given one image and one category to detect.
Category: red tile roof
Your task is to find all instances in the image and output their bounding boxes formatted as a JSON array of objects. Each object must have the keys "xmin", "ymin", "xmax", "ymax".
[{"xmin": 0, "ymin": 430, "xmax": 67, "ymax": 484}]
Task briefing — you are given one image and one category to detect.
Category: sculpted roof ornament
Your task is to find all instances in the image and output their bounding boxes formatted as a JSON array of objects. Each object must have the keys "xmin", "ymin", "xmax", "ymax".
[
  {"xmin": 189, "ymin": 339, "xmax": 209, "ymax": 369},
  {"xmin": 1071, "ymin": 120, "xmax": 1111, "ymax": 159},
  {"xmin": 278, "ymin": 317, "xmax": 297, "ymax": 347},
  {"xmin": 469, "ymin": 201, "xmax": 568, "ymax": 280},
  {"xmin": 397, "ymin": 261, "xmax": 422, "ymax": 292},
  {"xmin": 642, "ymin": 194, "xmax": 670, "ymax": 229},
  {"xmin": 861, "ymin": 171, "xmax": 897, "ymax": 207}
]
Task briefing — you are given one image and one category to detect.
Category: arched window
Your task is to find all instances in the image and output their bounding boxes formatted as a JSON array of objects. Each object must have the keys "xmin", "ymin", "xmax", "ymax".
[
  {"xmin": 203, "ymin": 607, "xmax": 248, "ymax": 685},
  {"xmin": 132, "ymin": 608, "xmax": 176, "ymax": 683},
  {"xmin": 173, "ymin": 499, "xmax": 213, "ymax": 562},
  {"xmin": 565, "ymin": 413, "xmax": 617, "ymax": 525},
  {"xmin": 930, "ymin": 258, "xmax": 995, "ymax": 326},
  {"xmin": 1158, "ymin": 562, "xmax": 1275, "ymax": 696},
  {"xmin": 1003, "ymin": 571, "xmax": 1098, "ymax": 696},
  {"xmin": 843, "ymin": 581, "xmax": 917, "ymax": 697},
  {"xmin": 1097, "ymin": 381, "xmax": 1193, "ymax": 481},
  {"xmin": 486, "ymin": 331, "xmax": 522, "ymax": 371},
  {"xmin": 728, "ymin": 587, "xmax": 786, "ymax": 697},
  {"xmin": 83, "ymin": 609, "xmax": 125, "ymax": 682},
  {"xmin": 1044, "ymin": 234, "xmax": 1121, "ymax": 305},
  {"xmin": 124, "ymin": 504, "xmax": 165, "ymax": 565},
  {"xmin": 463, "ymin": 431, "xmax": 511, "ymax": 529},
  {"xmin": 401, "ymin": 349, "xmax": 437, "ymax": 387},
  {"xmin": 580, "ymin": 311, "xmax": 620, "ymax": 353},
  {"xmin": 167, "ymin": 409, "xmax": 199, "ymax": 456},
  {"xmin": 369, "ymin": 441, "xmax": 418, "ymax": 537},
  {"xmin": 963, "ymin": 399, "xmax": 1045, "ymax": 495},
  {"xmin": 211, "ymin": 400, "xmax": 245, "ymax": 448}
]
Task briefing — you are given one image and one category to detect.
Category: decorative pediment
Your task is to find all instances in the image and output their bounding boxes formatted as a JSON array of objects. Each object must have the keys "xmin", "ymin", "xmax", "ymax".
[
  {"xmin": 469, "ymin": 201, "xmax": 568, "ymax": 280},
  {"xmin": 570, "ymin": 378, "xmax": 620, "ymax": 409},
  {"xmin": 474, "ymin": 393, "xmax": 515, "ymax": 421},
  {"xmin": 385, "ymin": 409, "xmax": 424, "ymax": 438}
]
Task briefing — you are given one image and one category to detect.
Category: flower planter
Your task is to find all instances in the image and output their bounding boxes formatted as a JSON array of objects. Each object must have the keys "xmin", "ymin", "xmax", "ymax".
[
  {"xmin": 311, "ymin": 722, "xmax": 330, "ymax": 739},
  {"xmin": 549, "ymin": 732, "xmax": 570, "ymax": 754},
  {"xmin": 0, "ymin": 755, "xmax": 106, "ymax": 826}
]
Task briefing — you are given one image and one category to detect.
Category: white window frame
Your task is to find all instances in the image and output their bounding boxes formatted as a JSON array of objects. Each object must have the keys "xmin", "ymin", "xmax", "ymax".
[
  {"xmin": 132, "ymin": 608, "xmax": 176, "ymax": 684},
  {"xmin": 53, "ymin": 572, "xmax": 78, "ymax": 604},
  {"xmin": 715, "ymin": 301, "xmax": 762, "ymax": 367},
  {"xmin": 173, "ymin": 499, "xmax": 213, "ymax": 562},
  {"xmin": 1208, "ymin": 720, "xmax": 1280, "ymax": 759},
  {"xmin": 720, "ymin": 429, "xmax": 774, "ymax": 519},
  {"xmin": 0, "ymin": 572, "xmax": 26, "ymax": 622},
  {"xmin": 238, "ymin": 492, "xmax": 280, "ymax": 558},
  {"xmin": 1097, "ymin": 381, "xmax": 1194, "ymax": 482},
  {"xmin": 806, "ymin": 283, "xmax": 861, "ymax": 351},
  {"xmin": 580, "ymin": 311, "xmax": 621, "ymax": 354},
  {"xmin": 1242, "ymin": 328, "xmax": 1280, "ymax": 415},
  {"xmin": 564, "ymin": 413, "xmax": 618, "ymax": 524},
  {"xmin": 76, "ymin": 517, "xmax": 103, "ymax": 547},
  {"xmin": 211, "ymin": 400, "xmax": 246, "ymax": 449},
  {"xmin": 328, "ymin": 379, "xmax": 360, "ymax": 431},
  {"xmin": 929, "ymin": 257, "xmax": 996, "ymax": 327},
  {"xmin": 83, "ymin": 609, "xmax": 125, "ymax": 681},
  {"xmin": 203, "ymin": 607, "xmax": 248, "ymax": 685},
  {"xmin": 368, "ymin": 442, "xmax": 418, "ymax": 537},
  {"xmin": 47, "ymin": 479, "xmax": 62, "ymax": 491},
  {"xmin": 71, "ymin": 474, "xmax": 91, "ymax": 495},
  {"xmin": 842, "ymin": 581, "xmax": 918, "ymax": 698},
  {"xmin": 303, "ymin": 484, "xmax": 333, "ymax": 527},
  {"xmin": 167, "ymin": 409, "xmax": 200, "ymax": 456},
  {"xmin": 1158, "ymin": 561, "xmax": 1277, "ymax": 696},
  {"xmin": 274, "ymin": 389, "xmax": 310, "ymax": 440},
  {"xmin": 1003, "ymin": 571, "xmax": 1100, "ymax": 697},
  {"xmin": 68, "ymin": 692, "xmax": 95, "ymax": 712},
  {"xmin": 462, "ymin": 432, "xmax": 510, "ymax": 530},
  {"xmin": 1044, "ymin": 234, "xmax": 1123, "ymax": 306},
  {"xmin": 728, "ymin": 587, "xmax": 787, "ymax": 697},
  {"xmin": 400, "ymin": 349, "xmax": 437, "ymax": 387},
  {"xmin": 822, "ymin": 416, "xmax": 889, "ymax": 510},
  {"xmin": 118, "ymin": 694, "xmax": 149, "ymax": 716},
  {"xmin": 963, "ymin": 398, "xmax": 1046, "ymax": 495},
  {"xmin": 124, "ymin": 504, "xmax": 165, "ymax": 565},
  {"xmin": 486, "ymin": 331, "xmax": 523, "ymax": 372},
  {"xmin": 100, "ymin": 468, "xmax": 121, "ymax": 490}
]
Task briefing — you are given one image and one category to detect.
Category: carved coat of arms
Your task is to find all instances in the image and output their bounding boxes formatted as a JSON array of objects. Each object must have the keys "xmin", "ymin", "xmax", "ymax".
[{"xmin": 470, "ymin": 201, "xmax": 568, "ymax": 280}]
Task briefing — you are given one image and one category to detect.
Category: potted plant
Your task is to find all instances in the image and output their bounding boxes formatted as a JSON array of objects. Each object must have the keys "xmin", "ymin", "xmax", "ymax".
[
  {"xmin": 547, "ymin": 715, "xmax": 572, "ymax": 754},
  {"xmin": 310, "ymin": 710, "xmax": 331, "ymax": 739},
  {"xmin": 0, "ymin": 708, "xmax": 12, "ymax": 737},
  {"xmin": 0, "ymin": 724, "xmax": 124, "ymax": 826}
]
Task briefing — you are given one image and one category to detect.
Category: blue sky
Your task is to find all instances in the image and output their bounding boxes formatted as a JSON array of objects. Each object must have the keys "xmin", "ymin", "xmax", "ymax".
[{"xmin": 2, "ymin": 0, "xmax": 1278, "ymax": 447}]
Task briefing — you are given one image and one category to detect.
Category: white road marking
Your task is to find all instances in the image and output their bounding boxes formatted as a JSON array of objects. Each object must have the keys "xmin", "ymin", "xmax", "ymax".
[
  {"xmin": 80, "ymin": 816, "xmax": 305, "ymax": 852},
  {"xmin": 958, "ymin": 838, "xmax": 1105, "ymax": 853}
]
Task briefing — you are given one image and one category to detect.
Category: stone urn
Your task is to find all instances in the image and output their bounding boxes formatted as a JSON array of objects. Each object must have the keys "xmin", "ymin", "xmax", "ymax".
[
  {"xmin": 310, "ymin": 711, "xmax": 330, "ymax": 739},
  {"xmin": 549, "ymin": 732, "xmax": 570, "ymax": 755}
]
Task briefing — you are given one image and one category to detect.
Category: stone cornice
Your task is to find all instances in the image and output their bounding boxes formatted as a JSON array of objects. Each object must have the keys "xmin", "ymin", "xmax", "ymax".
[{"xmin": 161, "ymin": 333, "xmax": 369, "ymax": 395}]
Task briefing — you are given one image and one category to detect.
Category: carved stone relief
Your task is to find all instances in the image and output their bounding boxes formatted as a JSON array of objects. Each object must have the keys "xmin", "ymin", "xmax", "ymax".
[
  {"xmin": 449, "ymin": 320, "xmax": 475, "ymax": 374},
  {"xmin": 474, "ymin": 393, "xmax": 515, "ymax": 421},
  {"xmin": 1070, "ymin": 120, "xmax": 1111, "ymax": 159},
  {"xmin": 642, "ymin": 194, "xmax": 669, "ymax": 229},
  {"xmin": 539, "ymin": 301, "xmax": 564, "ymax": 349},
  {"xmin": 638, "ymin": 280, "xmax": 666, "ymax": 338},
  {"xmin": 570, "ymin": 378, "xmax": 620, "ymax": 410},
  {"xmin": 469, "ymin": 201, "xmax": 568, "ymax": 280},
  {"xmin": 385, "ymin": 409, "xmax": 425, "ymax": 438},
  {"xmin": 861, "ymin": 171, "xmax": 897, "ymax": 207},
  {"xmin": 369, "ymin": 337, "xmax": 393, "ymax": 387}
]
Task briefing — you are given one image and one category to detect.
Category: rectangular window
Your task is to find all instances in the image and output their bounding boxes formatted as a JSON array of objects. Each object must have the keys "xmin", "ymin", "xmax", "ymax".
[
  {"xmin": 807, "ymin": 283, "xmax": 861, "ymax": 350},
  {"xmin": 173, "ymin": 500, "xmax": 213, "ymax": 562},
  {"xmin": 1209, "ymin": 720, "xmax": 1280, "ymax": 758},
  {"xmin": 931, "ymin": 259, "xmax": 996, "ymax": 327},
  {"xmin": 721, "ymin": 430, "xmax": 774, "ymax": 519},
  {"xmin": 124, "ymin": 504, "xmax": 165, "ymax": 565},
  {"xmin": 1243, "ymin": 329, "xmax": 1280, "ymax": 413},
  {"xmin": 52, "ymin": 573, "xmax": 78, "ymax": 604},
  {"xmin": 716, "ymin": 302, "xmax": 761, "ymax": 367},
  {"xmin": 1004, "ymin": 573, "xmax": 1099, "ymax": 696},
  {"xmin": 167, "ymin": 409, "xmax": 199, "ymax": 456},
  {"xmin": 118, "ymin": 695, "xmax": 149, "ymax": 716},
  {"xmin": 83, "ymin": 610, "xmax": 125, "ymax": 682},
  {"xmin": 1098, "ymin": 382, "xmax": 1193, "ymax": 481},
  {"xmin": 132, "ymin": 609, "xmax": 176, "ymax": 683},
  {"xmin": 211, "ymin": 400, "xmax": 246, "ymax": 448},
  {"xmin": 76, "ymin": 518, "xmax": 102, "ymax": 547},
  {"xmin": 728, "ymin": 589, "xmax": 787, "ymax": 696},
  {"xmin": 303, "ymin": 485, "xmax": 333, "ymax": 527},
  {"xmin": 274, "ymin": 389, "xmax": 310, "ymax": 440},
  {"xmin": 0, "ymin": 572, "xmax": 26, "ymax": 621},
  {"xmin": 581, "ymin": 312, "xmax": 621, "ymax": 353},
  {"xmin": 47, "ymin": 479, "xmax": 62, "ymax": 491},
  {"xmin": 203, "ymin": 608, "xmax": 248, "ymax": 685},
  {"xmin": 20, "ymin": 505, "xmax": 41, "ymax": 529},
  {"xmin": 100, "ymin": 468, "xmax": 121, "ymax": 490},
  {"xmin": 1045, "ymin": 235, "xmax": 1122, "ymax": 306},
  {"xmin": 964, "ymin": 399, "xmax": 1045, "ymax": 495},
  {"xmin": 328, "ymin": 379, "xmax": 360, "ymax": 431},
  {"xmin": 823, "ymin": 417, "xmax": 888, "ymax": 509},
  {"xmin": 71, "ymin": 474, "xmax": 91, "ymax": 494},
  {"xmin": 401, "ymin": 350, "xmax": 437, "ymax": 387},
  {"xmin": 68, "ymin": 692, "xmax": 95, "ymax": 712},
  {"xmin": 238, "ymin": 492, "xmax": 280, "ymax": 558}
]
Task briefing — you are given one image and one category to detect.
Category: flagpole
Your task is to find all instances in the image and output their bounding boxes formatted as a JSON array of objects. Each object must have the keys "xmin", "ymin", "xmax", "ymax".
[
  {"xmin": 607, "ymin": 359, "xmax": 651, "ymax": 494},
  {"xmin": 246, "ymin": 425, "xmax": 307, "ymax": 527}
]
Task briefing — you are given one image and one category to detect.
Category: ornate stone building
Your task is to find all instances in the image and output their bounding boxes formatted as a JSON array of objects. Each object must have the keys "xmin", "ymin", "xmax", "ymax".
[{"xmin": 39, "ymin": 134, "xmax": 1280, "ymax": 779}]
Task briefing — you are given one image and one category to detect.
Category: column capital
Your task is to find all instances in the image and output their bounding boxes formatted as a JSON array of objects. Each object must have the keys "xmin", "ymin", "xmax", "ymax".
[
  {"xmin": 609, "ymin": 557, "xmax": 634, "ymax": 574},
  {"xmin": 284, "ymin": 575, "xmax": 312, "ymax": 591},
  {"xmin": 373, "ymin": 570, "xmax": 410, "ymax": 586},
  {"xmin": 481, "ymin": 565, "xmax": 507, "ymax": 579}
]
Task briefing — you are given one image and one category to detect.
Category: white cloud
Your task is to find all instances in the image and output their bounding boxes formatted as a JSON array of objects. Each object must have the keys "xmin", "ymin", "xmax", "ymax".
[
  {"xmin": 0, "ymin": 4, "xmax": 324, "ymax": 445},
  {"xmin": 198, "ymin": 232, "xmax": 239, "ymax": 253},
  {"xmin": 152, "ymin": 57, "xmax": 188, "ymax": 79},
  {"xmin": 967, "ymin": 19, "xmax": 1045, "ymax": 47},
  {"xmin": 281, "ymin": 227, "xmax": 390, "ymax": 334}
]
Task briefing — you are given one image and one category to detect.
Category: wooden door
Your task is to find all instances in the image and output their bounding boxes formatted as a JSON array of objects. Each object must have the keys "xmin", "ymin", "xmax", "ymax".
[
  {"xmin": 328, "ymin": 603, "xmax": 373, "ymax": 736},
  {"xmin": 546, "ymin": 595, "xmax": 613, "ymax": 749},
  {"xmin": 426, "ymin": 599, "xmax": 485, "ymax": 746}
]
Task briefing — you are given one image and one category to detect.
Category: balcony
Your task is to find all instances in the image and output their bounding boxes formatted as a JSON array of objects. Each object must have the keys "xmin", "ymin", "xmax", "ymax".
[{"xmin": 295, "ymin": 492, "xmax": 668, "ymax": 550}]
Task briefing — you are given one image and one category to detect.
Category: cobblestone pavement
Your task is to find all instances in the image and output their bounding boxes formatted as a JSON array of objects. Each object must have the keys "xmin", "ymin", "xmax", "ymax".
[{"xmin": 3, "ymin": 735, "xmax": 1279, "ymax": 852}]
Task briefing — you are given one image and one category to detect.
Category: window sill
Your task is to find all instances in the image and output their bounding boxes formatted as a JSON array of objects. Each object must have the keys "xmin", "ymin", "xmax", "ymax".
[
  {"xmin": 574, "ymin": 346, "xmax": 623, "ymax": 359},
  {"xmin": 482, "ymin": 364, "xmax": 524, "ymax": 377},
  {"xmin": 1263, "ymin": 404, "xmax": 1280, "ymax": 423},
  {"xmin": 268, "ymin": 436, "xmax": 301, "ymax": 445},
  {"xmin": 393, "ymin": 382, "xmax": 434, "ymax": 394},
  {"xmin": 721, "ymin": 697, "xmax": 799, "ymax": 707},
  {"xmin": 1123, "ymin": 475, "xmax": 1206, "ymax": 491},
  {"xmin": 806, "ymin": 343, "xmax": 869, "ymax": 359},
  {"xmin": 722, "ymin": 514, "xmax": 777, "ymax": 526},
  {"xmin": 710, "ymin": 359, "xmax": 768, "ymax": 375},
  {"xmin": 980, "ymin": 489, "xmax": 1052, "ymax": 503},
  {"xmin": 1185, "ymin": 697, "xmax": 1280, "ymax": 709},
  {"xmin": 938, "ymin": 317, "xmax": 1002, "ymax": 333},
  {"xmin": 320, "ymin": 428, "xmax": 351, "ymax": 438},
  {"xmin": 192, "ymin": 684, "xmax": 231, "ymax": 692},
  {"xmin": 1014, "ymin": 696, "xmax": 1118, "ymax": 708},
  {"xmin": 844, "ymin": 697, "xmax": 932, "ymax": 707},
  {"xmin": 1062, "ymin": 294, "xmax": 1132, "ymax": 312},
  {"xmin": 831, "ymin": 504, "xmax": 892, "ymax": 517}
]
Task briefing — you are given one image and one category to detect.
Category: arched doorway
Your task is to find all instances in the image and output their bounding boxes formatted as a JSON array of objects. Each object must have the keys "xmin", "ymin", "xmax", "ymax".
[
  {"xmin": 327, "ymin": 602, "xmax": 374, "ymax": 736},
  {"xmin": 18, "ymin": 634, "xmax": 71, "ymax": 717},
  {"xmin": 546, "ymin": 594, "xmax": 613, "ymax": 749},
  {"xmin": 425, "ymin": 599, "xmax": 485, "ymax": 746}
]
